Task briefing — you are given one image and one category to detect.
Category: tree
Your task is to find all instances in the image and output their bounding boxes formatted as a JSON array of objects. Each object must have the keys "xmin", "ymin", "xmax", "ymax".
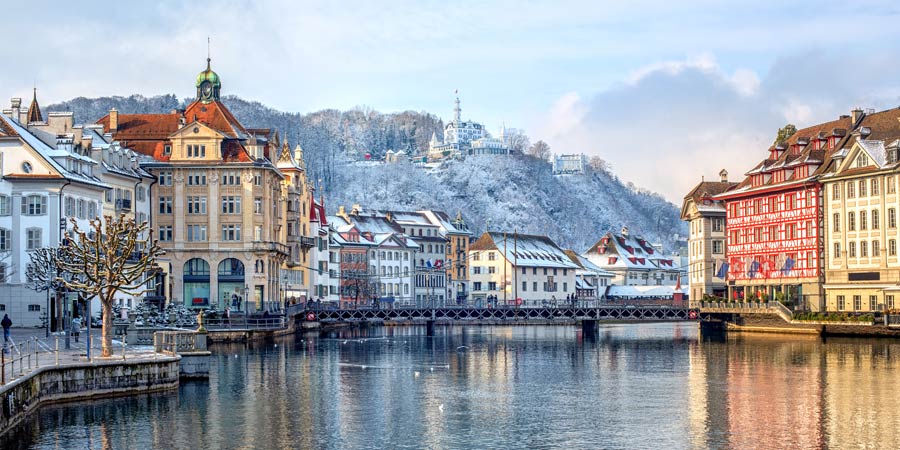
[
  {"xmin": 57, "ymin": 214, "xmax": 164, "ymax": 357},
  {"xmin": 588, "ymin": 155, "xmax": 611, "ymax": 173},
  {"xmin": 527, "ymin": 140, "xmax": 551, "ymax": 161},
  {"xmin": 26, "ymin": 248, "xmax": 66, "ymax": 331},
  {"xmin": 505, "ymin": 129, "xmax": 531, "ymax": 155}
]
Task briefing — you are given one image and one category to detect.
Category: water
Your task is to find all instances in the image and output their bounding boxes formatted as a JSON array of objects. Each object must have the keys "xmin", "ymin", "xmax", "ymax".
[{"xmin": 5, "ymin": 323, "xmax": 900, "ymax": 449}]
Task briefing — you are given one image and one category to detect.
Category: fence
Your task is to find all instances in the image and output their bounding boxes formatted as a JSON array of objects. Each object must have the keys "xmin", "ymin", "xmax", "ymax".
[
  {"xmin": 1, "ymin": 337, "xmax": 56, "ymax": 385},
  {"xmin": 153, "ymin": 331, "xmax": 205, "ymax": 355},
  {"xmin": 301, "ymin": 298, "xmax": 681, "ymax": 312},
  {"xmin": 202, "ymin": 316, "xmax": 285, "ymax": 330}
]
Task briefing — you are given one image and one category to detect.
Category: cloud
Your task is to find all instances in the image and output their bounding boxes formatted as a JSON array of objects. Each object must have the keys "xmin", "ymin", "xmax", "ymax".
[{"xmin": 534, "ymin": 51, "xmax": 900, "ymax": 203}]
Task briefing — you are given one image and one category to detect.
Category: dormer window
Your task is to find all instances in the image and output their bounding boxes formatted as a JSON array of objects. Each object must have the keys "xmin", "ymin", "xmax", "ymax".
[
  {"xmin": 164, "ymin": 145, "xmax": 172, "ymax": 156},
  {"xmin": 187, "ymin": 144, "xmax": 206, "ymax": 158},
  {"xmin": 857, "ymin": 154, "xmax": 868, "ymax": 168}
]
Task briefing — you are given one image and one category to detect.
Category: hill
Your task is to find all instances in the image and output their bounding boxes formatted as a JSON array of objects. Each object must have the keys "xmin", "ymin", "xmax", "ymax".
[{"xmin": 46, "ymin": 95, "xmax": 686, "ymax": 252}]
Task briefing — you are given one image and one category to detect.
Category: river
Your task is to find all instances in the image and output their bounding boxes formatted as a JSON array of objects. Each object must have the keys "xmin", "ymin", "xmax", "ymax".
[{"xmin": 4, "ymin": 323, "xmax": 900, "ymax": 449}]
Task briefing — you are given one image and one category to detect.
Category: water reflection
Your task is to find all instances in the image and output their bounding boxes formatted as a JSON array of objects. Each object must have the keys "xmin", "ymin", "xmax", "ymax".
[{"xmin": 4, "ymin": 324, "xmax": 900, "ymax": 449}]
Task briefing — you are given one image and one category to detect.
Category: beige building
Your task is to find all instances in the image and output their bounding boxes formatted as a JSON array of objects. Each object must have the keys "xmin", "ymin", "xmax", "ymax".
[
  {"xmin": 98, "ymin": 59, "xmax": 303, "ymax": 313},
  {"xmin": 822, "ymin": 122, "xmax": 900, "ymax": 312},
  {"xmin": 680, "ymin": 170, "xmax": 736, "ymax": 303},
  {"xmin": 468, "ymin": 232, "xmax": 577, "ymax": 304}
]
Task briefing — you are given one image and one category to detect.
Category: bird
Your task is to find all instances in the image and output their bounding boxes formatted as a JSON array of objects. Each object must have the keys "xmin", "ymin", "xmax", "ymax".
[
  {"xmin": 430, "ymin": 367, "xmax": 434, "ymax": 372},
  {"xmin": 234, "ymin": 354, "xmax": 238, "ymax": 358},
  {"xmin": 438, "ymin": 404, "xmax": 444, "ymax": 412}
]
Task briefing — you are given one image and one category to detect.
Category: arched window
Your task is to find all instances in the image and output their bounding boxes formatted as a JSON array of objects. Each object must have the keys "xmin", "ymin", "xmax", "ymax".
[
  {"xmin": 218, "ymin": 258, "xmax": 246, "ymax": 312},
  {"xmin": 183, "ymin": 258, "xmax": 210, "ymax": 308}
]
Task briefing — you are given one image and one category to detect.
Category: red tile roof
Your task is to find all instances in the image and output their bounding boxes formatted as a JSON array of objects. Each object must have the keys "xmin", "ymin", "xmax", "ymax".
[
  {"xmin": 184, "ymin": 100, "xmax": 248, "ymax": 138},
  {"xmin": 97, "ymin": 113, "xmax": 180, "ymax": 140}
]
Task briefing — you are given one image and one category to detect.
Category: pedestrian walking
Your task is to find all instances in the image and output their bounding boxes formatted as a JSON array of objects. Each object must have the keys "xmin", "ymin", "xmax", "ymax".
[
  {"xmin": 72, "ymin": 317, "xmax": 81, "ymax": 343},
  {"xmin": 1, "ymin": 314, "xmax": 11, "ymax": 345}
]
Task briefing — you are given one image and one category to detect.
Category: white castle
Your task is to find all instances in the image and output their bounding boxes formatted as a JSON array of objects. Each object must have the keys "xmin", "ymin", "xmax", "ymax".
[{"xmin": 427, "ymin": 94, "xmax": 509, "ymax": 160}]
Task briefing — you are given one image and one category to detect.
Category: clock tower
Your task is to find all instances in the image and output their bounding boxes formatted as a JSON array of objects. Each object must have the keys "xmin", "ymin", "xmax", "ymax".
[{"xmin": 196, "ymin": 58, "xmax": 221, "ymax": 103}]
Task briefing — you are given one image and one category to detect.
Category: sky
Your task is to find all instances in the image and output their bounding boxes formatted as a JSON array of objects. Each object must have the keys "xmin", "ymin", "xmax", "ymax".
[{"xmin": 6, "ymin": 0, "xmax": 900, "ymax": 202}]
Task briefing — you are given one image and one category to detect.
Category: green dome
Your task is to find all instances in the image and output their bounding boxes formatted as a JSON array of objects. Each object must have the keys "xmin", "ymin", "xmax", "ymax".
[{"xmin": 196, "ymin": 59, "xmax": 221, "ymax": 87}]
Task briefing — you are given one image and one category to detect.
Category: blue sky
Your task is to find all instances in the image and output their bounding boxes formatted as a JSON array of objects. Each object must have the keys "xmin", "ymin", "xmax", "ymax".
[{"xmin": 6, "ymin": 0, "xmax": 900, "ymax": 201}]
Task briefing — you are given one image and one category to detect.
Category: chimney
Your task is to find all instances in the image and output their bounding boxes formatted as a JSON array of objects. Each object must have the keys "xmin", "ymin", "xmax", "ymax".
[
  {"xmin": 621, "ymin": 226, "xmax": 629, "ymax": 237},
  {"xmin": 351, "ymin": 204, "xmax": 361, "ymax": 215},
  {"xmin": 851, "ymin": 108, "xmax": 864, "ymax": 126},
  {"xmin": 719, "ymin": 169, "xmax": 728, "ymax": 182},
  {"xmin": 10, "ymin": 98, "xmax": 21, "ymax": 121},
  {"xmin": 109, "ymin": 108, "xmax": 118, "ymax": 133}
]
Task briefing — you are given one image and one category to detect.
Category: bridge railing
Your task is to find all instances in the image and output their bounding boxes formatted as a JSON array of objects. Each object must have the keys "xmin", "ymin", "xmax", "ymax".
[{"xmin": 292, "ymin": 298, "xmax": 684, "ymax": 315}]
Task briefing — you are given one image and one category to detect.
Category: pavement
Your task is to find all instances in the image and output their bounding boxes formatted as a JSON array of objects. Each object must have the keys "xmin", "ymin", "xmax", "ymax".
[{"xmin": 1, "ymin": 327, "xmax": 161, "ymax": 387}]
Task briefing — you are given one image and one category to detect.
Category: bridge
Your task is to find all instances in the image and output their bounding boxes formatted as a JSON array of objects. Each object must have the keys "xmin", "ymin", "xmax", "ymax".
[{"xmin": 287, "ymin": 302, "xmax": 698, "ymax": 335}]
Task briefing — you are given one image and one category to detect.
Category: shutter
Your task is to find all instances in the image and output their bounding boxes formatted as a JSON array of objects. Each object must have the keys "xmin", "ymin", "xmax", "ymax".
[
  {"xmin": 41, "ymin": 195, "xmax": 47, "ymax": 214},
  {"xmin": 21, "ymin": 197, "xmax": 27, "ymax": 215}
]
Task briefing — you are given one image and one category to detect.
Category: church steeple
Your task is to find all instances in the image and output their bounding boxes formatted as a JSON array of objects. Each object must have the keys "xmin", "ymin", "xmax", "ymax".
[
  {"xmin": 196, "ymin": 56, "xmax": 221, "ymax": 103},
  {"xmin": 453, "ymin": 91, "xmax": 461, "ymax": 124},
  {"xmin": 294, "ymin": 144, "xmax": 306, "ymax": 170},
  {"xmin": 26, "ymin": 87, "xmax": 43, "ymax": 124}
]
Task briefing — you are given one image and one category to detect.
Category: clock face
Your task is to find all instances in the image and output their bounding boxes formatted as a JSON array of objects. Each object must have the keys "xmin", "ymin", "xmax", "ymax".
[{"xmin": 200, "ymin": 81, "xmax": 212, "ymax": 98}]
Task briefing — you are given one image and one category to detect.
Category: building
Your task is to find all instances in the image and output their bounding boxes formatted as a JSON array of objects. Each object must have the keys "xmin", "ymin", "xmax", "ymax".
[
  {"xmin": 584, "ymin": 228, "xmax": 684, "ymax": 287},
  {"xmin": 276, "ymin": 140, "xmax": 316, "ymax": 304},
  {"xmin": 715, "ymin": 116, "xmax": 856, "ymax": 310},
  {"xmin": 552, "ymin": 154, "xmax": 587, "ymax": 175},
  {"xmin": 820, "ymin": 107, "xmax": 900, "ymax": 312},
  {"xmin": 681, "ymin": 170, "xmax": 737, "ymax": 302},
  {"xmin": 309, "ymin": 197, "xmax": 340, "ymax": 304},
  {"xmin": 427, "ymin": 95, "xmax": 508, "ymax": 160},
  {"xmin": 331, "ymin": 220, "xmax": 375, "ymax": 308},
  {"xmin": 468, "ymin": 232, "xmax": 578, "ymax": 303},
  {"xmin": 563, "ymin": 250, "xmax": 614, "ymax": 299},
  {"xmin": 0, "ymin": 100, "xmax": 109, "ymax": 326},
  {"xmin": 419, "ymin": 210, "xmax": 472, "ymax": 304},
  {"xmin": 98, "ymin": 58, "xmax": 301, "ymax": 314}
]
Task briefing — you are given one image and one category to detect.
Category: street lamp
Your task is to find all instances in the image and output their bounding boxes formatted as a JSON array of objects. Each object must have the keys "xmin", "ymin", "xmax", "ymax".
[{"xmin": 243, "ymin": 284, "xmax": 250, "ymax": 314}]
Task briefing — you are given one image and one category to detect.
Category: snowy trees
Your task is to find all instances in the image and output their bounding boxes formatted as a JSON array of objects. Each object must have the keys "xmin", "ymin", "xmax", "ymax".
[
  {"xmin": 527, "ymin": 140, "xmax": 552, "ymax": 161},
  {"xmin": 57, "ymin": 214, "xmax": 164, "ymax": 357},
  {"xmin": 588, "ymin": 155, "xmax": 611, "ymax": 173}
]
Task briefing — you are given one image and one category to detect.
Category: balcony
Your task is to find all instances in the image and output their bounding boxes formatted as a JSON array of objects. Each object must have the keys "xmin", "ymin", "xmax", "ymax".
[
  {"xmin": 252, "ymin": 241, "xmax": 290, "ymax": 256},
  {"xmin": 300, "ymin": 236, "xmax": 316, "ymax": 249},
  {"xmin": 115, "ymin": 198, "xmax": 132, "ymax": 212}
]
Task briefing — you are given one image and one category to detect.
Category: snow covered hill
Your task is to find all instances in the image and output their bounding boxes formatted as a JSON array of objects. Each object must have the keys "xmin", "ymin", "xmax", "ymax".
[{"xmin": 47, "ymin": 95, "xmax": 686, "ymax": 252}]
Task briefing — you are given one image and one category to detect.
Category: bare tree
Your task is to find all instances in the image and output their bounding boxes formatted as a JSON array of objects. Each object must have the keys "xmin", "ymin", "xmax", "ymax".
[
  {"xmin": 527, "ymin": 140, "xmax": 552, "ymax": 161},
  {"xmin": 57, "ymin": 214, "xmax": 164, "ymax": 357},
  {"xmin": 588, "ymin": 155, "xmax": 611, "ymax": 173},
  {"xmin": 505, "ymin": 130, "xmax": 531, "ymax": 155}
]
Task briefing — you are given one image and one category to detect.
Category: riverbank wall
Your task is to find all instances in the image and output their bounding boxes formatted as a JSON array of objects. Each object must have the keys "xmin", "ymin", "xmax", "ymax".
[
  {"xmin": 715, "ymin": 314, "xmax": 900, "ymax": 337},
  {"xmin": 0, "ymin": 356, "xmax": 180, "ymax": 436}
]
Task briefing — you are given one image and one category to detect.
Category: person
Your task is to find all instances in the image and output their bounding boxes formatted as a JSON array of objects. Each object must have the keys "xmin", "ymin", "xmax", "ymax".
[
  {"xmin": 224, "ymin": 306, "xmax": 231, "ymax": 327},
  {"xmin": 1, "ymin": 314, "xmax": 11, "ymax": 346},
  {"xmin": 72, "ymin": 316, "xmax": 81, "ymax": 343}
]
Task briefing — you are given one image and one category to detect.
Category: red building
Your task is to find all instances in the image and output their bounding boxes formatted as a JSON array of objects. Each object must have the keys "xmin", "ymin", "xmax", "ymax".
[
  {"xmin": 716, "ymin": 115, "xmax": 856, "ymax": 310},
  {"xmin": 332, "ymin": 224, "xmax": 374, "ymax": 308}
]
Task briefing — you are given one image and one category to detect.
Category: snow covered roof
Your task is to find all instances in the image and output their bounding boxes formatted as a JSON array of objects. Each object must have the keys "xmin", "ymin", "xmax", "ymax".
[
  {"xmin": 470, "ymin": 232, "xmax": 579, "ymax": 269},
  {"xmin": 563, "ymin": 250, "xmax": 615, "ymax": 276},
  {"xmin": 585, "ymin": 230, "xmax": 681, "ymax": 271}
]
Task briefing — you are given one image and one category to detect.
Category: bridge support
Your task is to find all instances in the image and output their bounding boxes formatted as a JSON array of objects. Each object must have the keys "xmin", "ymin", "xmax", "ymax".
[
  {"xmin": 581, "ymin": 319, "xmax": 598, "ymax": 336},
  {"xmin": 699, "ymin": 319, "xmax": 726, "ymax": 338},
  {"xmin": 426, "ymin": 320, "xmax": 435, "ymax": 336}
]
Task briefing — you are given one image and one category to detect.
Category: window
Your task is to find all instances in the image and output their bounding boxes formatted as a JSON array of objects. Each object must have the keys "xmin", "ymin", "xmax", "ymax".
[
  {"xmin": 158, "ymin": 196, "xmax": 173, "ymax": 214},
  {"xmin": 26, "ymin": 228, "xmax": 41, "ymax": 250},
  {"xmin": 158, "ymin": 225, "xmax": 173, "ymax": 241},
  {"xmin": 488, "ymin": 282, "xmax": 497, "ymax": 291},
  {"xmin": 473, "ymin": 282, "xmax": 482, "ymax": 291},
  {"xmin": 832, "ymin": 213, "xmax": 840, "ymax": 232},
  {"xmin": 472, "ymin": 253, "xmax": 480, "ymax": 261},
  {"xmin": 187, "ymin": 196, "xmax": 207, "ymax": 214},
  {"xmin": 222, "ymin": 171, "xmax": 241, "ymax": 186},
  {"xmin": 28, "ymin": 305, "xmax": 40, "ymax": 312},
  {"xmin": 488, "ymin": 253, "xmax": 496, "ymax": 261},
  {"xmin": 163, "ymin": 145, "xmax": 172, "ymax": 156},
  {"xmin": 853, "ymin": 295, "xmax": 861, "ymax": 311},
  {"xmin": 533, "ymin": 281, "xmax": 538, "ymax": 291},
  {"xmin": 849, "ymin": 241, "xmax": 856, "ymax": 257},
  {"xmin": 158, "ymin": 171, "xmax": 173, "ymax": 186},
  {"xmin": 870, "ymin": 295, "xmax": 878, "ymax": 311},
  {"xmin": 860, "ymin": 211, "xmax": 867, "ymax": 230},
  {"xmin": 712, "ymin": 218, "xmax": 723, "ymax": 232},
  {"xmin": 889, "ymin": 295, "xmax": 896, "ymax": 310},
  {"xmin": 187, "ymin": 144, "xmax": 206, "ymax": 158},
  {"xmin": 857, "ymin": 154, "xmax": 868, "ymax": 167},
  {"xmin": 874, "ymin": 240, "xmax": 881, "ymax": 257},
  {"xmin": 136, "ymin": 186, "xmax": 146, "ymax": 201},
  {"xmin": 88, "ymin": 201, "xmax": 97, "ymax": 218},
  {"xmin": 892, "ymin": 209, "xmax": 898, "ymax": 229},
  {"xmin": 848, "ymin": 212, "xmax": 856, "ymax": 231},
  {"xmin": 254, "ymin": 174, "xmax": 262, "ymax": 186},
  {"xmin": 522, "ymin": 281, "xmax": 527, "ymax": 292},
  {"xmin": 0, "ymin": 229, "xmax": 9, "ymax": 252},
  {"xmin": 859, "ymin": 180, "xmax": 867, "ymax": 197},
  {"xmin": 832, "ymin": 183, "xmax": 841, "ymax": 200},
  {"xmin": 187, "ymin": 224, "xmax": 207, "ymax": 242},
  {"xmin": 22, "ymin": 195, "xmax": 47, "ymax": 215},
  {"xmin": 892, "ymin": 240, "xmax": 898, "ymax": 256},
  {"xmin": 222, "ymin": 224, "xmax": 242, "ymax": 241},
  {"xmin": 488, "ymin": 267, "xmax": 496, "ymax": 274},
  {"xmin": 521, "ymin": 267, "xmax": 526, "ymax": 274},
  {"xmin": 833, "ymin": 242, "xmax": 840, "ymax": 258},
  {"xmin": 187, "ymin": 171, "xmax": 207, "ymax": 186},
  {"xmin": 873, "ymin": 210, "xmax": 880, "ymax": 230},
  {"xmin": 65, "ymin": 197, "xmax": 75, "ymax": 217},
  {"xmin": 861, "ymin": 241, "xmax": 868, "ymax": 257},
  {"xmin": 0, "ymin": 196, "xmax": 9, "ymax": 216},
  {"xmin": 76, "ymin": 199, "xmax": 85, "ymax": 219},
  {"xmin": 848, "ymin": 182, "xmax": 855, "ymax": 198},
  {"xmin": 837, "ymin": 295, "xmax": 845, "ymax": 311},
  {"xmin": 254, "ymin": 225, "xmax": 263, "ymax": 241},
  {"xmin": 889, "ymin": 177, "xmax": 896, "ymax": 194},
  {"xmin": 712, "ymin": 240, "xmax": 723, "ymax": 254},
  {"xmin": 872, "ymin": 179, "xmax": 879, "ymax": 196},
  {"xmin": 222, "ymin": 196, "xmax": 242, "ymax": 214},
  {"xmin": 472, "ymin": 266, "xmax": 481, "ymax": 275},
  {"xmin": 254, "ymin": 197, "xmax": 263, "ymax": 214}
]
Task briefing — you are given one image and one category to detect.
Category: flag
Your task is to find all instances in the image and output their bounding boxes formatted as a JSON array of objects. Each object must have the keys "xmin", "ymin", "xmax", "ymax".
[
  {"xmin": 747, "ymin": 260, "xmax": 760, "ymax": 278},
  {"xmin": 781, "ymin": 257, "xmax": 795, "ymax": 275},
  {"xmin": 715, "ymin": 262, "xmax": 729, "ymax": 279},
  {"xmin": 426, "ymin": 260, "xmax": 432, "ymax": 269}
]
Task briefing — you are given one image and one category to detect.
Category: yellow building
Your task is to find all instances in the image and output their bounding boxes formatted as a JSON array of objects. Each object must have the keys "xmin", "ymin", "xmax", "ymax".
[{"xmin": 680, "ymin": 170, "xmax": 736, "ymax": 303}]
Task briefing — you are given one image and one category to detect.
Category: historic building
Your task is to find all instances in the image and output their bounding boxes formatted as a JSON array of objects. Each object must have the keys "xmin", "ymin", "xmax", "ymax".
[
  {"xmin": 98, "ymin": 59, "xmax": 298, "ymax": 313},
  {"xmin": 584, "ymin": 228, "xmax": 684, "ymax": 287},
  {"xmin": 468, "ymin": 232, "xmax": 578, "ymax": 303},
  {"xmin": 563, "ymin": 249, "xmax": 614, "ymax": 299},
  {"xmin": 275, "ymin": 140, "xmax": 316, "ymax": 304},
  {"xmin": 427, "ymin": 95, "xmax": 509, "ymax": 160},
  {"xmin": 331, "ymin": 220, "xmax": 374, "ymax": 308},
  {"xmin": 552, "ymin": 153, "xmax": 587, "ymax": 175},
  {"xmin": 0, "ymin": 100, "xmax": 109, "ymax": 326},
  {"xmin": 418, "ymin": 210, "xmax": 472, "ymax": 304},
  {"xmin": 715, "ymin": 116, "xmax": 856, "ymax": 311},
  {"xmin": 821, "ymin": 107, "xmax": 900, "ymax": 312},
  {"xmin": 681, "ymin": 170, "xmax": 737, "ymax": 302}
]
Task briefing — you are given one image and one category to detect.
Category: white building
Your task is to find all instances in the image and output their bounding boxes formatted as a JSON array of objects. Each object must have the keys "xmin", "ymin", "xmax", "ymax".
[
  {"xmin": 563, "ymin": 250, "xmax": 615, "ymax": 299},
  {"xmin": 427, "ymin": 95, "xmax": 509, "ymax": 160},
  {"xmin": 309, "ymin": 198, "xmax": 340, "ymax": 304},
  {"xmin": 553, "ymin": 154, "xmax": 587, "ymax": 175},
  {"xmin": 584, "ymin": 227, "xmax": 686, "ymax": 292},
  {"xmin": 468, "ymin": 232, "xmax": 578, "ymax": 304},
  {"xmin": 0, "ymin": 101, "xmax": 110, "ymax": 327}
]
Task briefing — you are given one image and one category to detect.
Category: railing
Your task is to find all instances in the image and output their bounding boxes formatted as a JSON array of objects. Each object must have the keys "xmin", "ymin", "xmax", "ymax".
[
  {"xmin": 772, "ymin": 302, "xmax": 794, "ymax": 322},
  {"xmin": 202, "ymin": 316, "xmax": 285, "ymax": 330},
  {"xmin": 298, "ymin": 298, "xmax": 682, "ymax": 312},
  {"xmin": 2, "ymin": 337, "xmax": 56, "ymax": 385},
  {"xmin": 251, "ymin": 241, "xmax": 290, "ymax": 255},
  {"xmin": 115, "ymin": 198, "xmax": 132, "ymax": 211},
  {"xmin": 299, "ymin": 237, "xmax": 316, "ymax": 248},
  {"xmin": 700, "ymin": 301, "xmax": 780, "ymax": 312},
  {"xmin": 153, "ymin": 331, "xmax": 203, "ymax": 354}
]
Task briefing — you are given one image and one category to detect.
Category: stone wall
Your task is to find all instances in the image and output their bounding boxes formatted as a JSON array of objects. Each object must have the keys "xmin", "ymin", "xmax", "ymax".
[{"xmin": 0, "ymin": 356, "xmax": 180, "ymax": 435}]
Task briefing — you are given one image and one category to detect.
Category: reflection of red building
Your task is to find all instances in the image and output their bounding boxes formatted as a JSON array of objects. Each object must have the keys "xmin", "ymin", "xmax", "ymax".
[
  {"xmin": 716, "ymin": 116, "xmax": 854, "ymax": 310},
  {"xmin": 333, "ymin": 224, "xmax": 373, "ymax": 307}
]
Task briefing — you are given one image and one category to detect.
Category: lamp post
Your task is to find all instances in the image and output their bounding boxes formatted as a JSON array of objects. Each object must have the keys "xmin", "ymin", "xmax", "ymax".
[{"xmin": 243, "ymin": 284, "xmax": 250, "ymax": 314}]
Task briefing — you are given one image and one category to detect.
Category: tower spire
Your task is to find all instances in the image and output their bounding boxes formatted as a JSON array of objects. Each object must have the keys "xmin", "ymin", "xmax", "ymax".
[
  {"xmin": 453, "ymin": 89, "xmax": 461, "ymax": 124},
  {"xmin": 26, "ymin": 85, "xmax": 43, "ymax": 124},
  {"xmin": 207, "ymin": 36, "xmax": 211, "ymax": 70}
]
